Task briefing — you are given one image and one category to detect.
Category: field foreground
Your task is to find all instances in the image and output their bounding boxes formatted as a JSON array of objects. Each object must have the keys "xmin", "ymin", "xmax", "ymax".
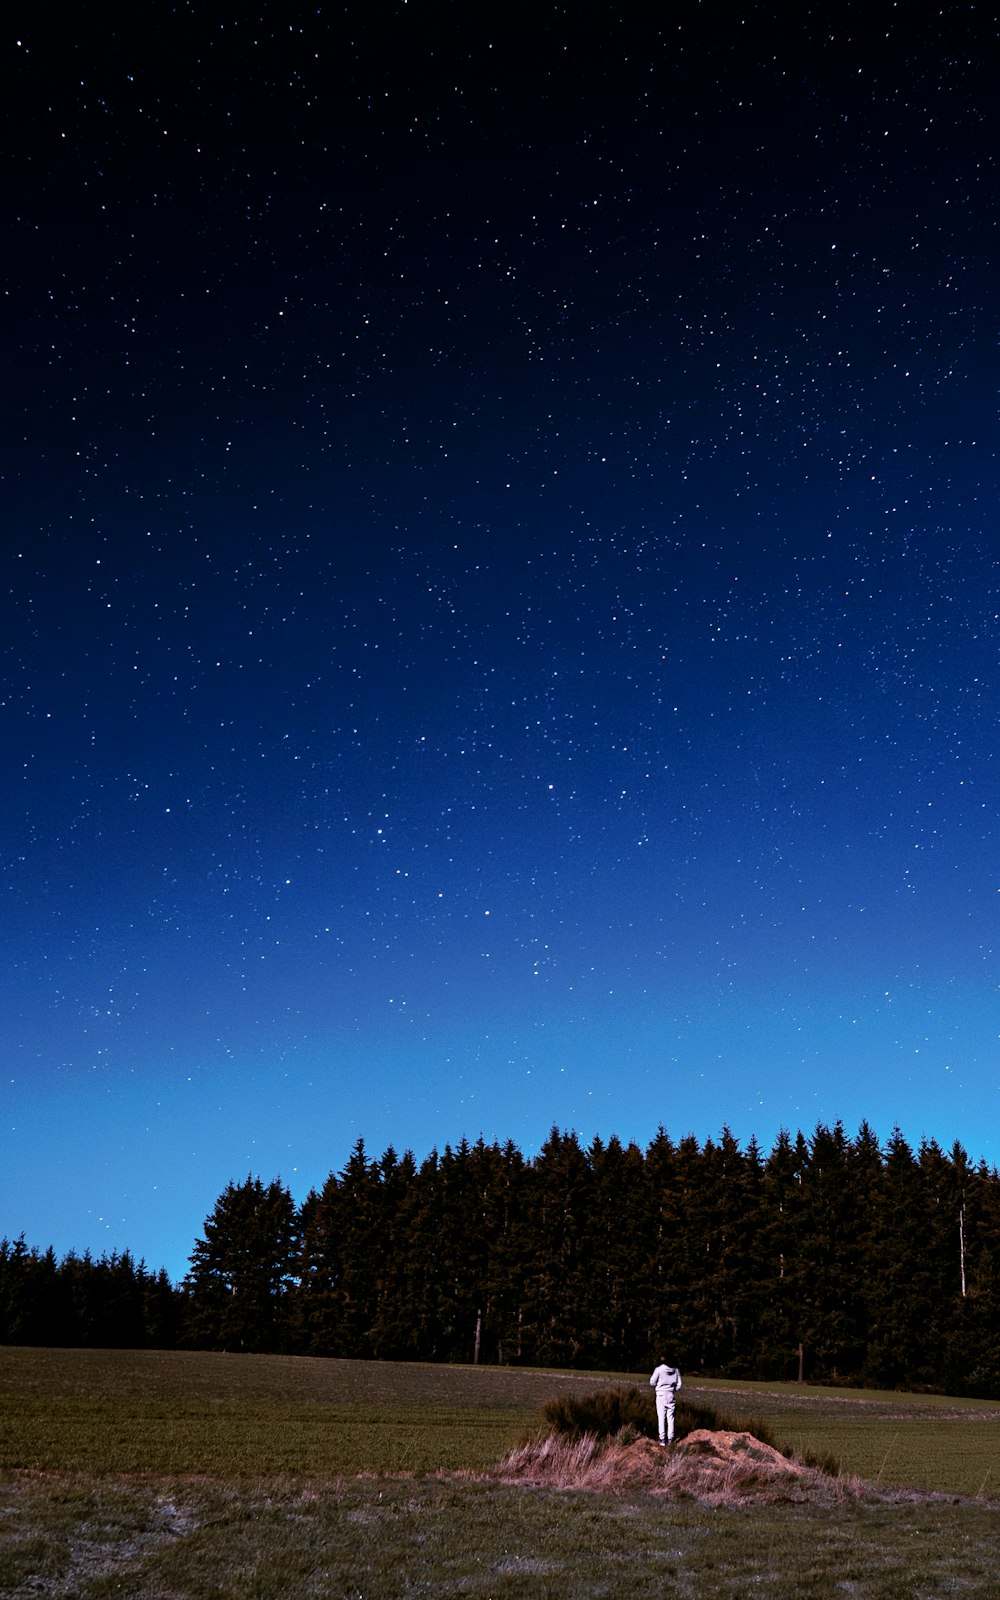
[
  {"xmin": 2, "ymin": 1348, "xmax": 1000, "ymax": 1597},
  {"xmin": 4, "ymin": 1467, "xmax": 1000, "ymax": 1599}
]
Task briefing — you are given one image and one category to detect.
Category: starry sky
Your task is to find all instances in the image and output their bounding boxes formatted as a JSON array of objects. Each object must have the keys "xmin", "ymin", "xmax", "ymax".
[{"xmin": 4, "ymin": 3, "xmax": 998, "ymax": 1284}]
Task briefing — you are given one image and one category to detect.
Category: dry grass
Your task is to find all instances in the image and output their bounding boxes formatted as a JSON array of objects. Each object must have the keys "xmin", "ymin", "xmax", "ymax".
[{"xmin": 489, "ymin": 1426, "xmax": 927, "ymax": 1510}]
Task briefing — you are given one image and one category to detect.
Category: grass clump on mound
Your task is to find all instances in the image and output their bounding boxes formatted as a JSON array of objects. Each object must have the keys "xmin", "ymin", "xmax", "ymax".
[{"xmin": 540, "ymin": 1384, "xmax": 782, "ymax": 1452}]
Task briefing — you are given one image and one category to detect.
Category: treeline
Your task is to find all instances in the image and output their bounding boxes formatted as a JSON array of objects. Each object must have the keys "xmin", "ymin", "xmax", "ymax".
[
  {"xmin": 5, "ymin": 1123, "xmax": 1000, "ymax": 1395},
  {"xmin": 0, "ymin": 1240, "xmax": 182, "ymax": 1350}
]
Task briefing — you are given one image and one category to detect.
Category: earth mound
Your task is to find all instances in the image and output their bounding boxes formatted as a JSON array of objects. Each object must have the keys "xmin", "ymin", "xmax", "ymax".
[
  {"xmin": 493, "ymin": 1428, "xmax": 856, "ymax": 1506},
  {"xmin": 675, "ymin": 1427, "xmax": 807, "ymax": 1471}
]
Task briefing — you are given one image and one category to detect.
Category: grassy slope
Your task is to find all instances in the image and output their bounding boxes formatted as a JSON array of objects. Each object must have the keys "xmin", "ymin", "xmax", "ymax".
[
  {"xmin": 0, "ymin": 1347, "xmax": 591, "ymax": 1475},
  {"xmin": 3, "ymin": 1347, "xmax": 999, "ymax": 1496},
  {"xmin": 2, "ymin": 1350, "xmax": 999, "ymax": 1599},
  {"xmin": 695, "ymin": 1375, "xmax": 1000, "ymax": 1500}
]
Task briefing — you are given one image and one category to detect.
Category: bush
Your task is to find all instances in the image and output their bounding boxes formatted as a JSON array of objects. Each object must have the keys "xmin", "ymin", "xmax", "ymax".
[{"xmin": 542, "ymin": 1386, "xmax": 654, "ymax": 1440}]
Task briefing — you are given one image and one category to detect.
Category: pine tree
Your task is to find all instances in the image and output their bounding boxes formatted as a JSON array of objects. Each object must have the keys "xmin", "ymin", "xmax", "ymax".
[
  {"xmin": 584, "ymin": 1135, "xmax": 648, "ymax": 1368},
  {"xmin": 88, "ymin": 1251, "xmax": 147, "ymax": 1348},
  {"xmin": 754, "ymin": 1129, "xmax": 807, "ymax": 1380},
  {"xmin": 727, "ymin": 1132, "xmax": 766, "ymax": 1375},
  {"xmin": 864, "ymin": 1128, "xmax": 929, "ymax": 1386},
  {"xmin": 669, "ymin": 1131, "xmax": 718, "ymax": 1367},
  {"xmin": 0, "ymin": 1238, "xmax": 67, "ymax": 1345},
  {"xmin": 481, "ymin": 1138, "xmax": 530, "ymax": 1366},
  {"xmin": 326, "ymin": 1139, "xmax": 387, "ymax": 1357},
  {"xmin": 185, "ymin": 1175, "xmax": 298, "ymax": 1352},
  {"xmin": 948, "ymin": 1156, "xmax": 1000, "ymax": 1396},
  {"xmin": 672, "ymin": 1127, "xmax": 759, "ymax": 1374},
  {"xmin": 367, "ymin": 1146, "xmax": 424, "ymax": 1359},
  {"xmin": 642, "ymin": 1128, "xmax": 687, "ymax": 1364},
  {"xmin": 386, "ymin": 1147, "xmax": 449, "ymax": 1360},
  {"xmin": 794, "ymin": 1122, "xmax": 868, "ymax": 1380},
  {"xmin": 143, "ymin": 1266, "xmax": 182, "ymax": 1349},
  {"xmin": 418, "ymin": 1136, "xmax": 527, "ymax": 1366},
  {"xmin": 519, "ymin": 1128, "xmax": 592, "ymax": 1366},
  {"xmin": 291, "ymin": 1175, "xmax": 344, "ymax": 1355}
]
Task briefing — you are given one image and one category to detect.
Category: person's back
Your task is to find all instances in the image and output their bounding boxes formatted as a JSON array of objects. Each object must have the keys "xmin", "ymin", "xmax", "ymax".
[{"xmin": 650, "ymin": 1361, "xmax": 681, "ymax": 1391}]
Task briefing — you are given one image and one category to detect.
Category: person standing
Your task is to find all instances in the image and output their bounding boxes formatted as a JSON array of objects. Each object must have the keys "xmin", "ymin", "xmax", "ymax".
[{"xmin": 649, "ymin": 1358, "xmax": 683, "ymax": 1445}]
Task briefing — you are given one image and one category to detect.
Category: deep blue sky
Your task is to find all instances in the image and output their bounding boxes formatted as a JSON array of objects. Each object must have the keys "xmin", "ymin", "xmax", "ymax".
[{"xmin": 4, "ymin": 3, "xmax": 998, "ymax": 1283}]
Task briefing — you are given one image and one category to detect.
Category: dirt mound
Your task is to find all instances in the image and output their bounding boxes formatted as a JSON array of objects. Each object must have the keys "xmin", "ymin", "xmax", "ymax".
[
  {"xmin": 618, "ymin": 1430, "xmax": 823, "ymax": 1504},
  {"xmin": 675, "ymin": 1428, "xmax": 809, "ymax": 1473},
  {"xmin": 492, "ymin": 1429, "xmax": 855, "ymax": 1507}
]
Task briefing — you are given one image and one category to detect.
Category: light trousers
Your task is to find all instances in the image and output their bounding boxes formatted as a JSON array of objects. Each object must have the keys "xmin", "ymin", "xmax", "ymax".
[{"xmin": 655, "ymin": 1389, "xmax": 676, "ymax": 1443}]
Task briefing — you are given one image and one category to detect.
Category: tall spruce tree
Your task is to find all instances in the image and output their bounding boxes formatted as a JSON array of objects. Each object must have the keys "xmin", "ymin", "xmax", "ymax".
[
  {"xmin": 948, "ymin": 1155, "xmax": 1000, "ymax": 1396},
  {"xmin": 584, "ymin": 1135, "xmax": 648, "ymax": 1369},
  {"xmin": 84, "ymin": 1251, "xmax": 148, "ymax": 1348},
  {"xmin": 520, "ymin": 1128, "xmax": 592, "ymax": 1366},
  {"xmin": 755, "ymin": 1129, "xmax": 807, "ymax": 1380},
  {"xmin": 292, "ymin": 1172, "xmax": 345, "ymax": 1356},
  {"xmin": 185, "ymin": 1175, "xmax": 297, "ymax": 1353},
  {"xmin": 367, "ymin": 1146, "xmax": 426, "ymax": 1359},
  {"xmin": 668, "ymin": 1132, "xmax": 718, "ymax": 1367},
  {"xmin": 435, "ymin": 1136, "xmax": 526, "ymax": 1366},
  {"xmin": 642, "ymin": 1128, "xmax": 687, "ymax": 1363},
  {"xmin": 143, "ymin": 1266, "xmax": 182, "ymax": 1349},
  {"xmin": 422, "ymin": 1140, "xmax": 482, "ymax": 1362},
  {"xmin": 483, "ymin": 1138, "xmax": 530, "ymax": 1366},
  {"xmin": 383, "ymin": 1147, "xmax": 448, "ymax": 1360},
  {"xmin": 794, "ymin": 1122, "xmax": 867, "ymax": 1380},
  {"xmin": 327, "ymin": 1139, "xmax": 387, "ymax": 1357},
  {"xmin": 693, "ymin": 1127, "xmax": 760, "ymax": 1375},
  {"xmin": 0, "ymin": 1238, "xmax": 66, "ymax": 1346},
  {"xmin": 727, "ymin": 1132, "xmax": 766, "ymax": 1376},
  {"xmin": 864, "ymin": 1128, "xmax": 929, "ymax": 1387}
]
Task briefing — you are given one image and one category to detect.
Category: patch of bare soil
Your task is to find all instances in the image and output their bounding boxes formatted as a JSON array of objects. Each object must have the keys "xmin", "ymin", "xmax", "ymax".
[{"xmin": 491, "ymin": 1430, "xmax": 868, "ymax": 1507}]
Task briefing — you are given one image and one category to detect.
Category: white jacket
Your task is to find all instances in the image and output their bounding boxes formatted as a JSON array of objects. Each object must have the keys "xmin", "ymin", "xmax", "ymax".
[{"xmin": 649, "ymin": 1363, "xmax": 682, "ymax": 1394}]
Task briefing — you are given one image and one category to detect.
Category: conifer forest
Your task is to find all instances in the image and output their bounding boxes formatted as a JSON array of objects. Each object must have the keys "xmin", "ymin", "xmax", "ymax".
[{"xmin": 4, "ymin": 1124, "xmax": 1000, "ymax": 1396}]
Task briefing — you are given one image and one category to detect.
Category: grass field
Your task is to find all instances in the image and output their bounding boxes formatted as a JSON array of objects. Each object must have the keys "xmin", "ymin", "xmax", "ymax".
[{"xmin": 2, "ymin": 1348, "xmax": 1000, "ymax": 1597}]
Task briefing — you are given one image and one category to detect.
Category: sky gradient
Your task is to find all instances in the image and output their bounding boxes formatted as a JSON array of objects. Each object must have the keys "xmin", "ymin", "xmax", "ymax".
[{"xmin": 4, "ymin": 2, "xmax": 999, "ymax": 1283}]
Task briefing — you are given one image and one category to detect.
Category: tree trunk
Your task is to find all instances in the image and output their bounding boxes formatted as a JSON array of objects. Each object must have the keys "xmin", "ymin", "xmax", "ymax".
[{"xmin": 959, "ymin": 1205, "xmax": 967, "ymax": 1298}]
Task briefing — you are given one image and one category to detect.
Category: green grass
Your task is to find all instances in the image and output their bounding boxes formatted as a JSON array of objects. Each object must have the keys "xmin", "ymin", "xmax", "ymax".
[
  {"xmin": 0, "ymin": 1347, "xmax": 600, "ymax": 1475},
  {"xmin": 3, "ymin": 1348, "xmax": 999, "ymax": 1495},
  {"xmin": 3, "ymin": 1471, "xmax": 1000, "ymax": 1599},
  {"xmin": 2, "ymin": 1349, "xmax": 1000, "ymax": 1598},
  {"xmin": 690, "ymin": 1376, "xmax": 1000, "ymax": 1499}
]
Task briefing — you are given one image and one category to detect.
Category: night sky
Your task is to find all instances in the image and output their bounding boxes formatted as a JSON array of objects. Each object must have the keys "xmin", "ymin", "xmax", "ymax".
[{"xmin": 4, "ymin": 3, "xmax": 999, "ymax": 1284}]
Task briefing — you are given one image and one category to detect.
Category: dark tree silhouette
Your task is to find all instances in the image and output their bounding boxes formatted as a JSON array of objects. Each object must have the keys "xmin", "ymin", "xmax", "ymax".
[
  {"xmin": 8, "ymin": 1123, "xmax": 1000, "ymax": 1396},
  {"xmin": 185, "ymin": 1174, "xmax": 297, "ymax": 1352}
]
